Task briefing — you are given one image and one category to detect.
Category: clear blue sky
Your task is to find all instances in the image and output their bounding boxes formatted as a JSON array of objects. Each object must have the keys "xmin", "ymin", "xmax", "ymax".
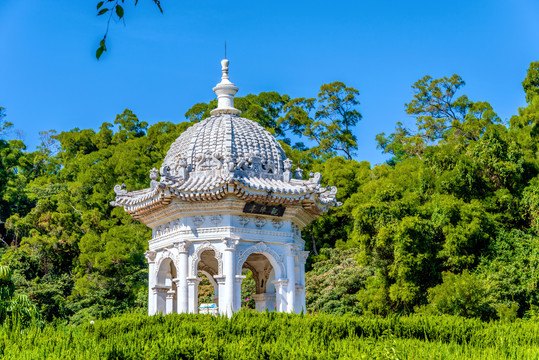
[{"xmin": 1, "ymin": 0, "xmax": 539, "ymax": 165}]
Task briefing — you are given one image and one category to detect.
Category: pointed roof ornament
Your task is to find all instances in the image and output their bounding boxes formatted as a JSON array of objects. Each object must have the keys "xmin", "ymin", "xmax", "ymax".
[{"xmin": 210, "ymin": 59, "xmax": 242, "ymax": 116}]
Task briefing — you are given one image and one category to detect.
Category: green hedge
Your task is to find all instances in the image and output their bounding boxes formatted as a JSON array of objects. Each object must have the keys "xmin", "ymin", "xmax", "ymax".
[{"xmin": 1, "ymin": 311, "xmax": 539, "ymax": 359}]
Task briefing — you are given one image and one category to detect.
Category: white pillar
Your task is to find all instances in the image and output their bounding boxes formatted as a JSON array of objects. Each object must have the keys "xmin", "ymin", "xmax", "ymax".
[
  {"xmin": 222, "ymin": 237, "xmax": 238, "ymax": 317},
  {"xmin": 175, "ymin": 241, "xmax": 190, "ymax": 314},
  {"xmin": 145, "ymin": 251, "xmax": 157, "ymax": 315},
  {"xmin": 166, "ymin": 289, "xmax": 175, "ymax": 314},
  {"xmin": 213, "ymin": 275, "xmax": 227, "ymax": 316},
  {"xmin": 152, "ymin": 286, "xmax": 168, "ymax": 314},
  {"xmin": 272, "ymin": 280, "xmax": 288, "ymax": 312},
  {"xmin": 253, "ymin": 293, "xmax": 276, "ymax": 312},
  {"xmin": 286, "ymin": 244, "xmax": 297, "ymax": 313},
  {"xmin": 187, "ymin": 277, "xmax": 200, "ymax": 313},
  {"xmin": 235, "ymin": 275, "xmax": 246, "ymax": 310},
  {"xmin": 297, "ymin": 251, "xmax": 309, "ymax": 313}
]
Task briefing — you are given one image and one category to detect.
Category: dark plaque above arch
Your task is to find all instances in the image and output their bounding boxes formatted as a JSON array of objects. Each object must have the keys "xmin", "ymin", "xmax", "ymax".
[{"xmin": 243, "ymin": 202, "xmax": 285, "ymax": 217}]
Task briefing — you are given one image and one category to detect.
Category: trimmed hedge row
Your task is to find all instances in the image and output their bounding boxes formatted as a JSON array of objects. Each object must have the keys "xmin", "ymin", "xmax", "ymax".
[{"xmin": 1, "ymin": 311, "xmax": 539, "ymax": 359}]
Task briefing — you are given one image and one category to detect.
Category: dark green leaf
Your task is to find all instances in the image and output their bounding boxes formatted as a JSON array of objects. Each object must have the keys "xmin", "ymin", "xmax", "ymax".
[
  {"xmin": 115, "ymin": 5, "xmax": 124, "ymax": 19},
  {"xmin": 96, "ymin": 47, "xmax": 105, "ymax": 60},
  {"xmin": 97, "ymin": 8, "xmax": 109, "ymax": 16},
  {"xmin": 97, "ymin": 1, "xmax": 104, "ymax": 10}
]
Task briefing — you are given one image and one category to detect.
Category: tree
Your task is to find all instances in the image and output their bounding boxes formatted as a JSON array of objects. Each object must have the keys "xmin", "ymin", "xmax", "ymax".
[
  {"xmin": 2, "ymin": 109, "xmax": 194, "ymax": 322},
  {"xmin": 0, "ymin": 107, "xmax": 13, "ymax": 139},
  {"xmin": 522, "ymin": 61, "xmax": 539, "ymax": 103},
  {"xmin": 377, "ymin": 75, "xmax": 499, "ymax": 162},
  {"xmin": 278, "ymin": 82, "xmax": 361, "ymax": 160}
]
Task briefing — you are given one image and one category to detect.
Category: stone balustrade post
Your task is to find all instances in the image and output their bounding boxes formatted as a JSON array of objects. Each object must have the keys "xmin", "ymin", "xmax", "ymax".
[
  {"xmin": 235, "ymin": 275, "xmax": 246, "ymax": 310},
  {"xmin": 186, "ymin": 277, "xmax": 200, "ymax": 313},
  {"xmin": 272, "ymin": 279, "xmax": 288, "ymax": 312},
  {"xmin": 166, "ymin": 289, "xmax": 176, "ymax": 314},
  {"xmin": 213, "ymin": 275, "xmax": 227, "ymax": 315}
]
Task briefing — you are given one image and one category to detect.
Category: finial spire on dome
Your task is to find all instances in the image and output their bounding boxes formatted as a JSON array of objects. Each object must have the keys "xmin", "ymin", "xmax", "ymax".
[{"xmin": 211, "ymin": 59, "xmax": 241, "ymax": 115}]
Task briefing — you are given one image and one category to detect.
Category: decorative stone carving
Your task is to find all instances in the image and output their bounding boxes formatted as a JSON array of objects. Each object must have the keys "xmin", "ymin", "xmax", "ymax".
[
  {"xmin": 150, "ymin": 168, "xmax": 159, "ymax": 180},
  {"xmin": 271, "ymin": 219, "xmax": 283, "ymax": 229},
  {"xmin": 174, "ymin": 157, "xmax": 189, "ymax": 181},
  {"xmin": 298, "ymin": 250, "xmax": 310, "ymax": 264},
  {"xmin": 283, "ymin": 159, "xmax": 292, "ymax": 182},
  {"xmin": 294, "ymin": 168, "xmax": 303, "ymax": 180},
  {"xmin": 192, "ymin": 216, "xmax": 205, "ymax": 227},
  {"xmin": 222, "ymin": 237, "xmax": 239, "ymax": 250},
  {"xmin": 161, "ymin": 249, "xmax": 172, "ymax": 260},
  {"xmin": 237, "ymin": 242, "xmax": 285, "ymax": 275},
  {"xmin": 291, "ymin": 223, "xmax": 301, "ymax": 236},
  {"xmin": 154, "ymin": 249, "xmax": 178, "ymax": 277},
  {"xmin": 113, "ymin": 184, "xmax": 127, "ymax": 195},
  {"xmin": 210, "ymin": 214, "xmax": 223, "ymax": 226},
  {"xmin": 254, "ymin": 216, "xmax": 267, "ymax": 228},
  {"xmin": 144, "ymin": 250, "xmax": 157, "ymax": 263},
  {"xmin": 191, "ymin": 241, "xmax": 223, "ymax": 276},
  {"xmin": 285, "ymin": 243, "xmax": 299, "ymax": 256},
  {"xmin": 174, "ymin": 241, "xmax": 190, "ymax": 253},
  {"xmin": 308, "ymin": 172, "xmax": 321, "ymax": 185},
  {"xmin": 238, "ymin": 215, "xmax": 250, "ymax": 227}
]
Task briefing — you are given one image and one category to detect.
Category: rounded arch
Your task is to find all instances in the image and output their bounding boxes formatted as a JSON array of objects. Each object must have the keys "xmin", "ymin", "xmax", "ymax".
[
  {"xmin": 156, "ymin": 257, "xmax": 178, "ymax": 286},
  {"xmin": 154, "ymin": 249, "xmax": 179, "ymax": 282},
  {"xmin": 237, "ymin": 242, "xmax": 284, "ymax": 279},
  {"xmin": 190, "ymin": 241, "xmax": 223, "ymax": 276},
  {"xmin": 198, "ymin": 269, "xmax": 219, "ymax": 293}
]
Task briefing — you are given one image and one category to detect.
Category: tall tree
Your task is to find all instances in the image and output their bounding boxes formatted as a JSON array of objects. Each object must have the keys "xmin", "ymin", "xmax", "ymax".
[
  {"xmin": 376, "ymin": 75, "xmax": 499, "ymax": 162},
  {"xmin": 279, "ymin": 82, "xmax": 361, "ymax": 160}
]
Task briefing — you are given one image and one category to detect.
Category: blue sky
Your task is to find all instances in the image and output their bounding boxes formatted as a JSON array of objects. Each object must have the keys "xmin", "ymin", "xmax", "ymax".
[{"xmin": 1, "ymin": 0, "xmax": 539, "ymax": 165}]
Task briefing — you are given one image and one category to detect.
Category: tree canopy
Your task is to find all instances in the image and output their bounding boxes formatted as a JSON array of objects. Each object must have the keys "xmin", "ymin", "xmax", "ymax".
[{"xmin": 2, "ymin": 62, "xmax": 539, "ymax": 324}]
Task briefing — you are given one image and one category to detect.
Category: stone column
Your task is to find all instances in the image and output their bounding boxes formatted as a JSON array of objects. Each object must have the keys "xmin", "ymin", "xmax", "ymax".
[
  {"xmin": 285, "ymin": 244, "xmax": 297, "ymax": 313},
  {"xmin": 272, "ymin": 280, "xmax": 288, "ymax": 312},
  {"xmin": 235, "ymin": 275, "xmax": 246, "ymax": 310},
  {"xmin": 152, "ymin": 286, "xmax": 169, "ymax": 314},
  {"xmin": 144, "ymin": 250, "xmax": 157, "ymax": 315},
  {"xmin": 166, "ymin": 289, "xmax": 176, "ymax": 314},
  {"xmin": 213, "ymin": 275, "xmax": 227, "ymax": 316},
  {"xmin": 174, "ymin": 241, "xmax": 190, "ymax": 314},
  {"xmin": 252, "ymin": 293, "xmax": 276, "ymax": 312},
  {"xmin": 296, "ymin": 250, "xmax": 309, "ymax": 314},
  {"xmin": 222, "ymin": 237, "xmax": 238, "ymax": 317},
  {"xmin": 186, "ymin": 277, "xmax": 200, "ymax": 314}
]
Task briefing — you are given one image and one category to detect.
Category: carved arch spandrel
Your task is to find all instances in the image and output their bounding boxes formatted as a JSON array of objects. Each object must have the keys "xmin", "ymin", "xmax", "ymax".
[
  {"xmin": 190, "ymin": 241, "xmax": 223, "ymax": 276},
  {"xmin": 154, "ymin": 248, "xmax": 180, "ymax": 278},
  {"xmin": 236, "ymin": 242, "xmax": 285, "ymax": 278}
]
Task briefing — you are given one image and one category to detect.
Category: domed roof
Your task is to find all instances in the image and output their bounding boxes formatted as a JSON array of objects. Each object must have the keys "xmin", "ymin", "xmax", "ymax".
[
  {"xmin": 112, "ymin": 59, "xmax": 341, "ymax": 219},
  {"xmin": 162, "ymin": 114, "xmax": 287, "ymax": 177}
]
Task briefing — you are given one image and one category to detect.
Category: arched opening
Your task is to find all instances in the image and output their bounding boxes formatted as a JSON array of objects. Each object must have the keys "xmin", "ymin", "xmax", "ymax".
[
  {"xmin": 155, "ymin": 258, "xmax": 177, "ymax": 314},
  {"xmin": 240, "ymin": 253, "xmax": 276, "ymax": 312},
  {"xmin": 195, "ymin": 249, "xmax": 219, "ymax": 314}
]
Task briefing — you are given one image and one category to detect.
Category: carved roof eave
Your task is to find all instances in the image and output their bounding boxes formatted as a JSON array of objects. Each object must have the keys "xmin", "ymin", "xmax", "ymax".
[{"xmin": 112, "ymin": 177, "xmax": 340, "ymax": 218}]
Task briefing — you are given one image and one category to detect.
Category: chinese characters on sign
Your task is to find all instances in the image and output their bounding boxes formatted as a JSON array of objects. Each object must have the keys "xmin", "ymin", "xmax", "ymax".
[{"xmin": 243, "ymin": 202, "xmax": 285, "ymax": 217}]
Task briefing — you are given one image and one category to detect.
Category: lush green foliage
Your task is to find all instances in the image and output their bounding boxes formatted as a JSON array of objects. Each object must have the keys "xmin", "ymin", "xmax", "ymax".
[
  {"xmin": 1, "ymin": 61, "xmax": 539, "ymax": 326},
  {"xmin": 306, "ymin": 248, "xmax": 372, "ymax": 315},
  {"xmin": 2, "ymin": 312, "xmax": 539, "ymax": 359}
]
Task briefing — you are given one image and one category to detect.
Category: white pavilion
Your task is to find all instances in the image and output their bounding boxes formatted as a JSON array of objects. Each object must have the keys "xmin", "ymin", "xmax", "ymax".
[{"xmin": 112, "ymin": 59, "xmax": 340, "ymax": 316}]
